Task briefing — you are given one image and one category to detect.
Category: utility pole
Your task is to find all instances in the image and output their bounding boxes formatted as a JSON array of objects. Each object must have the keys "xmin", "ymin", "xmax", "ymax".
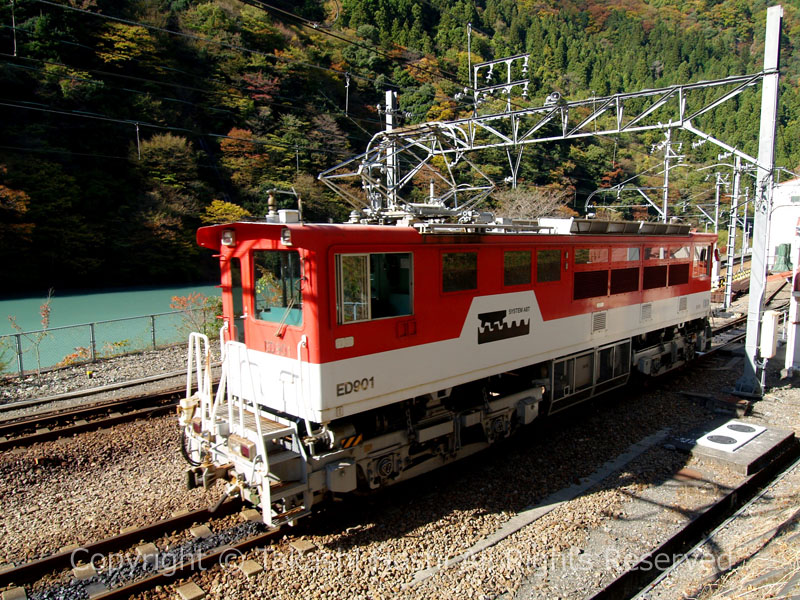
[
  {"xmin": 713, "ymin": 173, "xmax": 723, "ymax": 234},
  {"xmin": 11, "ymin": 0, "xmax": 17, "ymax": 57},
  {"xmin": 467, "ymin": 23, "xmax": 472, "ymax": 91},
  {"xmin": 711, "ymin": 172, "xmax": 728, "ymax": 288},
  {"xmin": 736, "ymin": 5, "xmax": 783, "ymax": 395}
]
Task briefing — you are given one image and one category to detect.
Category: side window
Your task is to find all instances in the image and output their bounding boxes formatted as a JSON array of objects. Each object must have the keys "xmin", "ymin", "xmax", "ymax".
[
  {"xmin": 669, "ymin": 263, "xmax": 690, "ymax": 286},
  {"xmin": 670, "ymin": 246, "xmax": 691, "ymax": 260},
  {"xmin": 644, "ymin": 247, "xmax": 666, "ymax": 260},
  {"xmin": 442, "ymin": 252, "xmax": 477, "ymax": 292},
  {"xmin": 610, "ymin": 267, "xmax": 639, "ymax": 294},
  {"xmin": 371, "ymin": 253, "xmax": 412, "ymax": 318},
  {"xmin": 574, "ymin": 271, "xmax": 608, "ymax": 300},
  {"xmin": 611, "ymin": 247, "xmax": 640, "ymax": 262},
  {"xmin": 575, "ymin": 247, "xmax": 608, "ymax": 264},
  {"xmin": 254, "ymin": 250, "xmax": 303, "ymax": 326},
  {"xmin": 504, "ymin": 251, "xmax": 531, "ymax": 286},
  {"xmin": 537, "ymin": 249, "xmax": 561, "ymax": 283},
  {"xmin": 694, "ymin": 245, "xmax": 712, "ymax": 277},
  {"xmin": 336, "ymin": 253, "xmax": 412, "ymax": 324},
  {"xmin": 643, "ymin": 265, "xmax": 668, "ymax": 289},
  {"xmin": 230, "ymin": 257, "xmax": 245, "ymax": 343}
]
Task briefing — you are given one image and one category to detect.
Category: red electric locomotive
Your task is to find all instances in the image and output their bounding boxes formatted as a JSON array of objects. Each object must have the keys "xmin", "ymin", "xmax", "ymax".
[{"xmin": 180, "ymin": 214, "xmax": 715, "ymax": 526}]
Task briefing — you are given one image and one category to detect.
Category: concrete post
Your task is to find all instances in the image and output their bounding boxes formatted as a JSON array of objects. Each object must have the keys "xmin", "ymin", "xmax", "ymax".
[{"xmin": 737, "ymin": 5, "xmax": 783, "ymax": 394}]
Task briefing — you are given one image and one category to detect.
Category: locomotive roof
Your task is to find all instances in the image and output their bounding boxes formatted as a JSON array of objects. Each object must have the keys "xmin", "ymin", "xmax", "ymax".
[{"xmin": 198, "ymin": 217, "xmax": 712, "ymax": 250}]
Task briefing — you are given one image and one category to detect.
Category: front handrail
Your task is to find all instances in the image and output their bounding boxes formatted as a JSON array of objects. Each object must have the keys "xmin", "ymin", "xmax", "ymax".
[{"xmin": 186, "ymin": 332, "xmax": 210, "ymax": 401}]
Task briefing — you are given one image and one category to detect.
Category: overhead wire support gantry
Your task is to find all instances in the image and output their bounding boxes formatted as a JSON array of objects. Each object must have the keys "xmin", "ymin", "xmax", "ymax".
[
  {"xmin": 319, "ymin": 5, "xmax": 784, "ymax": 397},
  {"xmin": 319, "ymin": 70, "xmax": 772, "ymax": 220}
]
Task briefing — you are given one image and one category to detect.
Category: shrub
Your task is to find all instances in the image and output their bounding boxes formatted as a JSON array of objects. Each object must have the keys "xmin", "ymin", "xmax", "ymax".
[{"xmin": 170, "ymin": 293, "xmax": 223, "ymax": 338}]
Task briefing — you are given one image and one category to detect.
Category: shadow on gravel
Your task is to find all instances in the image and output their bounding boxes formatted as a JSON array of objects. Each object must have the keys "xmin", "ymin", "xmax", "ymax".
[{"xmin": 300, "ymin": 376, "xmax": 713, "ymax": 553}]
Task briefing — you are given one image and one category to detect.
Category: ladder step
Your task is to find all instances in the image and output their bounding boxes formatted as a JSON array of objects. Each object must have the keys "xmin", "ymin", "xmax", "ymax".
[
  {"xmin": 263, "ymin": 427, "xmax": 295, "ymax": 442},
  {"xmin": 267, "ymin": 450, "xmax": 302, "ymax": 466},
  {"xmin": 269, "ymin": 480, "xmax": 306, "ymax": 499},
  {"xmin": 271, "ymin": 506, "xmax": 310, "ymax": 527}
]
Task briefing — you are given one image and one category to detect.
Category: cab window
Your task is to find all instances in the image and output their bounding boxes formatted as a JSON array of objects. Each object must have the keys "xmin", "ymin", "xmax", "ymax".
[
  {"xmin": 254, "ymin": 250, "xmax": 303, "ymax": 326},
  {"xmin": 694, "ymin": 245, "xmax": 712, "ymax": 277}
]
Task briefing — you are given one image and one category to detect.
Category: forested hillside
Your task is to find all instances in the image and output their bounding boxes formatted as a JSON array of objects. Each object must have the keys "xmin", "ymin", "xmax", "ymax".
[{"xmin": 0, "ymin": 0, "xmax": 798, "ymax": 292}]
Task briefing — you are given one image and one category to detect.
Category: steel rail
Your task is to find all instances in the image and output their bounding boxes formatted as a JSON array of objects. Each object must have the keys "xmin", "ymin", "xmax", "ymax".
[
  {"xmin": 0, "ymin": 389, "xmax": 180, "ymax": 433},
  {"xmin": 92, "ymin": 528, "xmax": 281, "ymax": 599},
  {"xmin": 0, "ymin": 368, "xmax": 189, "ymax": 414},
  {"xmin": 0, "ymin": 404, "xmax": 177, "ymax": 450},
  {"xmin": 587, "ymin": 438, "xmax": 800, "ymax": 600},
  {"xmin": 0, "ymin": 499, "xmax": 244, "ymax": 587},
  {"xmin": 0, "ymin": 363, "xmax": 221, "ymax": 415},
  {"xmin": 0, "ymin": 390, "xmax": 182, "ymax": 450}
]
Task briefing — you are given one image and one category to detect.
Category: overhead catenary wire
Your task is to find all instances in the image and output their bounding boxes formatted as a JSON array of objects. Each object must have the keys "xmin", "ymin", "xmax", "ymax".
[
  {"xmin": 0, "ymin": 27, "xmax": 391, "ymax": 126},
  {"xmin": 0, "ymin": 27, "xmax": 387, "ymax": 129},
  {"xmin": 27, "ymin": 0, "xmax": 400, "ymax": 90},
  {"xmin": 238, "ymin": 0, "xmax": 461, "ymax": 84},
  {"xmin": 0, "ymin": 100, "xmax": 354, "ymax": 158},
  {"xmin": 0, "ymin": 55, "xmax": 381, "ymax": 147},
  {"xmin": 9, "ymin": 3, "xmax": 588, "ymax": 135}
]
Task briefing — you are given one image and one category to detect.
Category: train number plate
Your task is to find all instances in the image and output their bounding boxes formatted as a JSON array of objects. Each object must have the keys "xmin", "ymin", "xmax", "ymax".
[{"xmin": 337, "ymin": 377, "xmax": 375, "ymax": 397}]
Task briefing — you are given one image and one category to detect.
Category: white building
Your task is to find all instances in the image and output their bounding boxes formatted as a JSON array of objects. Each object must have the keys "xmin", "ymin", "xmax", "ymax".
[{"xmin": 768, "ymin": 177, "xmax": 800, "ymax": 270}]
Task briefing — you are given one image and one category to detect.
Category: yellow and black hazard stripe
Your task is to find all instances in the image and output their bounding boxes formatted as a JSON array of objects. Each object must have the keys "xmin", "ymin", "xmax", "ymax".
[{"xmin": 341, "ymin": 433, "xmax": 363, "ymax": 448}]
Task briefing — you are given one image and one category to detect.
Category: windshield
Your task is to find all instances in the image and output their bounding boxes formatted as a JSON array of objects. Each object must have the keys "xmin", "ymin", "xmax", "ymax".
[{"xmin": 254, "ymin": 250, "xmax": 303, "ymax": 327}]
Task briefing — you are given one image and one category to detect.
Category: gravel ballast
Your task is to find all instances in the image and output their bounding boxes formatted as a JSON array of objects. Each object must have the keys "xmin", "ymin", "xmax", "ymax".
[
  {"xmin": 1, "ymin": 286, "xmax": 798, "ymax": 599},
  {"xmin": 0, "ymin": 345, "xmax": 193, "ymax": 404},
  {"xmin": 0, "ymin": 414, "xmax": 221, "ymax": 565}
]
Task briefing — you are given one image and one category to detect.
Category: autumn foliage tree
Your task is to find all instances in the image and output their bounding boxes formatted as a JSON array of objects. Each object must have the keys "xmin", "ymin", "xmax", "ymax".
[
  {"xmin": 1, "ymin": 0, "xmax": 799, "ymax": 293},
  {"xmin": 133, "ymin": 134, "xmax": 209, "ymax": 278},
  {"xmin": 492, "ymin": 185, "xmax": 576, "ymax": 220},
  {"xmin": 201, "ymin": 199, "xmax": 252, "ymax": 224}
]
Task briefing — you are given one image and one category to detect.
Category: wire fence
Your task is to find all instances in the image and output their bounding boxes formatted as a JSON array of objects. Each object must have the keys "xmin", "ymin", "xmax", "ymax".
[{"xmin": 0, "ymin": 308, "xmax": 218, "ymax": 376}]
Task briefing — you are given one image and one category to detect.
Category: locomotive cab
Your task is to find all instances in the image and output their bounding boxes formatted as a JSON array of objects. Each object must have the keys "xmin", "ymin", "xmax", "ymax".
[{"xmin": 200, "ymin": 222, "xmax": 312, "ymax": 354}]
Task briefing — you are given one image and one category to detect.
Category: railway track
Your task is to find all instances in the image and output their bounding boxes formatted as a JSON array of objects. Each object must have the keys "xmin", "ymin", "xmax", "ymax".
[
  {"xmin": 0, "ymin": 363, "xmax": 222, "ymax": 450},
  {"xmin": 0, "ymin": 498, "xmax": 282, "ymax": 600},
  {"xmin": 7, "ymin": 425, "xmax": 796, "ymax": 600},
  {"xmin": 0, "ymin": 389, "xmax": 182, "ymax": 451},
  {"xmin": 590, "ymin": 440, "xmax": 800, "ymax": 600},
  {"xmin": 1, "ymin": 292, "xmax": 795, "ymax": 599}
]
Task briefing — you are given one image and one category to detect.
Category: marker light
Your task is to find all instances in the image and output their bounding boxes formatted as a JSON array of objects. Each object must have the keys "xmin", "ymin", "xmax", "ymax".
[
  {"xmin": 229, "ymin": 434, "xmax": 256, "ymax": 460},
  {"xmin": 221, "ymin": 229, "xmax": 236, "ymax": 247},
  {"xmin": 280, "ymin": 227, "xmax": 292, "ymax": 246}
]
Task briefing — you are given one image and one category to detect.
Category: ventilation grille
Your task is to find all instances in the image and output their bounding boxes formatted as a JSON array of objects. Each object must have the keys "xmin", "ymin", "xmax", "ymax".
[
  {"xmin": 641, "ymin": 303, "xmax": 653, "ymax": 321},
  {"xmin": 679, "ymin": 297, "xmax": 688, "ymax": 312},
  {"xmin": 592, "ymin": 311, "xmax": 607, "ymax": 333}
]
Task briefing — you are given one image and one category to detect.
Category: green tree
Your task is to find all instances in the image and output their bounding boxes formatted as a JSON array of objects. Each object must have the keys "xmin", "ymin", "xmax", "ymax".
[{"xmin": 201, "ymin": 199, "xmax": 252, "ymax": 224}]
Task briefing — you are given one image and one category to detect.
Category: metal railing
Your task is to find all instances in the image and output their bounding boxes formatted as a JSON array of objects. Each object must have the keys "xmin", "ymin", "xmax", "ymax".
[{"xmin": 0, "ymin": 308, "xmax": 217, "ymax": 376}]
